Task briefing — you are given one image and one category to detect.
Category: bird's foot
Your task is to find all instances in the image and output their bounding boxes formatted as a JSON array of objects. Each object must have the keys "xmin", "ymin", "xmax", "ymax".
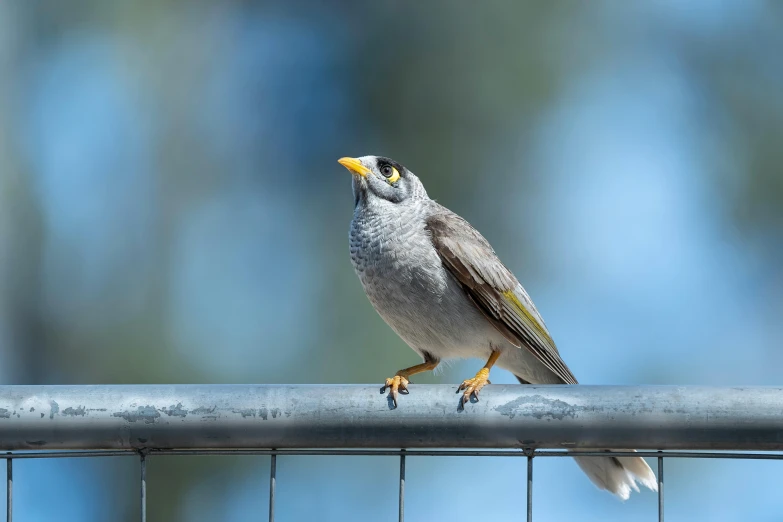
[
  {"xmin": 457, "ymin": 368, "xmax": 491, "ymax": 406},
  {"xmin": 380, "ymin": 375, "xmax": 410, "ymax": 408}
]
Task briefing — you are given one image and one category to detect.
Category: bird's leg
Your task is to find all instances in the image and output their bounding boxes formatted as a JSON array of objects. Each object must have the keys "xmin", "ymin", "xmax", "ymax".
[
  {"xmin": 458, "ymin": 350, "xmax": 501, "ymax": 406},
  {"xmin": 381, "ymin": 358, "xmax": 439, "ymax": 408}
]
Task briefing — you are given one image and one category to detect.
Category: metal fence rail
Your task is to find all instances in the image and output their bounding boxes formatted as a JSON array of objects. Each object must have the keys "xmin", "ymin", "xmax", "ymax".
[{"xmin": 2, "ymin": 385, "xmax": 783, "ymax": 522}]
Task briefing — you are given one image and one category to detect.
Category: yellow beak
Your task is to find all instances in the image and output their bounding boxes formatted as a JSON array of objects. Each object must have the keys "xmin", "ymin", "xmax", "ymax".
[{"xmin": 338, "ymin": 157, "xmax": 371, "ymax": 178}]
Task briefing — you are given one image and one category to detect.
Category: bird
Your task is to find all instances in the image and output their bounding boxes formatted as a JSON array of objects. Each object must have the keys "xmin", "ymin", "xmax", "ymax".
[{"xmin": 338, "ymin": 154, "xmax": 658, "ymax": 500}]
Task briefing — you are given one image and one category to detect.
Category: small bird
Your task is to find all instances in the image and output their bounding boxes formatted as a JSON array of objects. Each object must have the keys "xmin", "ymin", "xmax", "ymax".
[{"xmin": 338, "ymin": 155, "xmax": 657, "ymax": 500}]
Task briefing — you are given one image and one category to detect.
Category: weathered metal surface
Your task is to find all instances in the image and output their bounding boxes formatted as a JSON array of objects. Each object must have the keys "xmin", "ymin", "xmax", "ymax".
[{"xmin": 0, "ymin": 385, "xmax": 781, "ymax": 451}]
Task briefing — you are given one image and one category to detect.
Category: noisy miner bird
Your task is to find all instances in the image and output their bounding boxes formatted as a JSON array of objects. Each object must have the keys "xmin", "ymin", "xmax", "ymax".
[{"xmin": 338, "ymin": 155, "xmax": 657, "ymax": 500}]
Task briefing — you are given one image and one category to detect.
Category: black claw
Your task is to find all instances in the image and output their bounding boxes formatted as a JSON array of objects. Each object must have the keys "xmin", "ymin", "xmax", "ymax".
[
  {"xmin": 380, "ymin": 385, "xmax": 387, "ymax": 394},
  {"xmin": 399, "ymin": 388, "xmax": 409, "ymax": 395}
]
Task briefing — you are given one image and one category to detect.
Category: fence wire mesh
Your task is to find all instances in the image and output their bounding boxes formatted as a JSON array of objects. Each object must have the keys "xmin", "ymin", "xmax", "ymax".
[
  {"xmin": 5, "ymin": 448, "xmax": 783, "ymax": 522},
  {"xmin": 2, "ymin": 384, "xmax": 783, "ymax": 521}
]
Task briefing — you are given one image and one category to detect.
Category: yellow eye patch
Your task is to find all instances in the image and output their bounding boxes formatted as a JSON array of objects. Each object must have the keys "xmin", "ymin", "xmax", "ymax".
[{"xmin": 387, "ymin": 167, "xmax": 400, "ymax": 183}]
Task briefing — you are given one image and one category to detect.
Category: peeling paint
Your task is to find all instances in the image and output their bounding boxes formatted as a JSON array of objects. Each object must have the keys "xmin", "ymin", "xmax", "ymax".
[
  {"xmin": 63, "ymin": 406, "xmax": 86, "ymax": 417},
  {"xmin": 112, "ymin": 405, "xmax": 161, "ymax": 424},
  {"xmin": 495, "ymin": 395, "xmax": 578, "ymax": 421},
  {"xmin": 233, "ymin": 409, "xmax": 256, "ymax": 418},
  {"xmin": 162, "ymin": 403, "xmax": 188, "ymax": 417},
  {"xmin": 271, "ymin": 408, "xmax": 281, "ymax": 419},
  {"xmin": 29, "ymin": 407, "xmax": 35, "ymax": 412},
  {"xmin": 40, "ymin": 413, "xmax": 44, "ymax": 418},
  {"xmin": 259, "ymin": 407, "xmax": 268, "ymax": 420},
  {"xmin": 49, "ymin": 400, "xmax": 59, "ymax": 420},
  {"xmin": 0, "ymin": 408, "xmax": 10, "ymax": 419}
]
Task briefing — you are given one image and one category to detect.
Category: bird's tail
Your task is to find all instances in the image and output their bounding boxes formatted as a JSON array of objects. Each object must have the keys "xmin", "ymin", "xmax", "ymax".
[
  {"xmin": 571, "ymin": 451, "xmax": 658, "ymax": 500},
  {"xmin": 510, "ymin": 376, "xmax": 657, "ymax": 499}
]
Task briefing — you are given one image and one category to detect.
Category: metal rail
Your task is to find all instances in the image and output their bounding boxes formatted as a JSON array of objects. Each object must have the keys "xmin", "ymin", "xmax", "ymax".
[
  {"xmin": 2, "ymin": 385, "xmax": 783, "ymax": 522},
  {"xmin": 1, "ymin": 384, "xmax": 782, "ymax": 450}
]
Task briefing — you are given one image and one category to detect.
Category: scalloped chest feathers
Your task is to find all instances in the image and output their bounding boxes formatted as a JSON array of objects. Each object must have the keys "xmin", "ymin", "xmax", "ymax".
[{"xmin": 348, "ymin": 199, "xmax": 497, "ymax": 358}]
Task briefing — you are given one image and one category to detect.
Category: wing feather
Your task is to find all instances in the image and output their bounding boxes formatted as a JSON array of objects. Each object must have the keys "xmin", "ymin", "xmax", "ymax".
[{"xmin": 426, "ymin": 207, "xmax": 578, "ymax": 384}]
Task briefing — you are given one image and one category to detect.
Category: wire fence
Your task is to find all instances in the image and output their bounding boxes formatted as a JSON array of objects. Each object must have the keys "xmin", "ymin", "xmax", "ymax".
[{"xmin": 2, "ymin": 384, "xmax": 783, "ymax": 522}]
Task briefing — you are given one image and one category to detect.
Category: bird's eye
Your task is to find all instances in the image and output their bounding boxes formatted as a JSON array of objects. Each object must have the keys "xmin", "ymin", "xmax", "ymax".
[{"xmin": 381, "ymin": 164, "xmax": 400, "ymax": 183}]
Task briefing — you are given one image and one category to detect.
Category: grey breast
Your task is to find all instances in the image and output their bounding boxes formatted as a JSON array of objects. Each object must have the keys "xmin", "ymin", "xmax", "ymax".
[{"xmin": 349, "ymin": 199, "xmax": 496, "ymax": 358}]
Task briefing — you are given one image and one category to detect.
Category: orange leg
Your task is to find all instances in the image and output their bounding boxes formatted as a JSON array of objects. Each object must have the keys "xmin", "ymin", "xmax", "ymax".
[
  {"xmin": 381, "ymin": 359, "xmax": 439, "ymax": 408},
  {"xmin": 457, "ymin": 351, "xmax": 501, "ymax": 406}
]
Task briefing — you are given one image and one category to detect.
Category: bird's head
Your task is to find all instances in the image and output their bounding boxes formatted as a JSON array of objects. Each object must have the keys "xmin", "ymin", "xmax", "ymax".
[{"xmin": 338, "ymin": 155, "xmax": 427, "ymax": 208}]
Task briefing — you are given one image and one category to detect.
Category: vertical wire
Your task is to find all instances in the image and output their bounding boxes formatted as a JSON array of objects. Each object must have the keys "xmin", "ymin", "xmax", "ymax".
[
  {"xmin": 140, "ymin": 453, "xmax": 147, "ymax": 522},
  {"xmin": 398, "ymin": 450, "xmax": 406, "ymax": 522},
  {"xmin": 657, "ymin": 453, "xmax": 664, "ymax": 522},
  {"xmin": 5, "ymin": 454, "xmax": 11, "ymax": 522},
  {"xmin": 269, "ymin": 453, "xmax": 277, "ymax": 522},
  {"xmin": 526, "ymin": 453, "xmax": 533, "ymax": 522}
]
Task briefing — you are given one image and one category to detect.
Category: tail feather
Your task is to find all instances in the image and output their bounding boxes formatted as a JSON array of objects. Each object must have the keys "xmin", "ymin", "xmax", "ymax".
[{"xmin": 572, "ymin": 451, "xmax": 658, "ymax": 500}]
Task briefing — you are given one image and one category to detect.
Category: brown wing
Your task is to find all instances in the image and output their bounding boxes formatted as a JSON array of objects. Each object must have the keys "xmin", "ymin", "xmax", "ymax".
[{"xmin": 425, "ymin": 207, "xmax": 578, "ymax": 384}]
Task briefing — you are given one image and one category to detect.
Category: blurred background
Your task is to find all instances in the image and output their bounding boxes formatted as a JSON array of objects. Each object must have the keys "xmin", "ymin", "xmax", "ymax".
[{"xmin": 1, "ymin": 1, "xmax": 782, "ymax": 520}]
